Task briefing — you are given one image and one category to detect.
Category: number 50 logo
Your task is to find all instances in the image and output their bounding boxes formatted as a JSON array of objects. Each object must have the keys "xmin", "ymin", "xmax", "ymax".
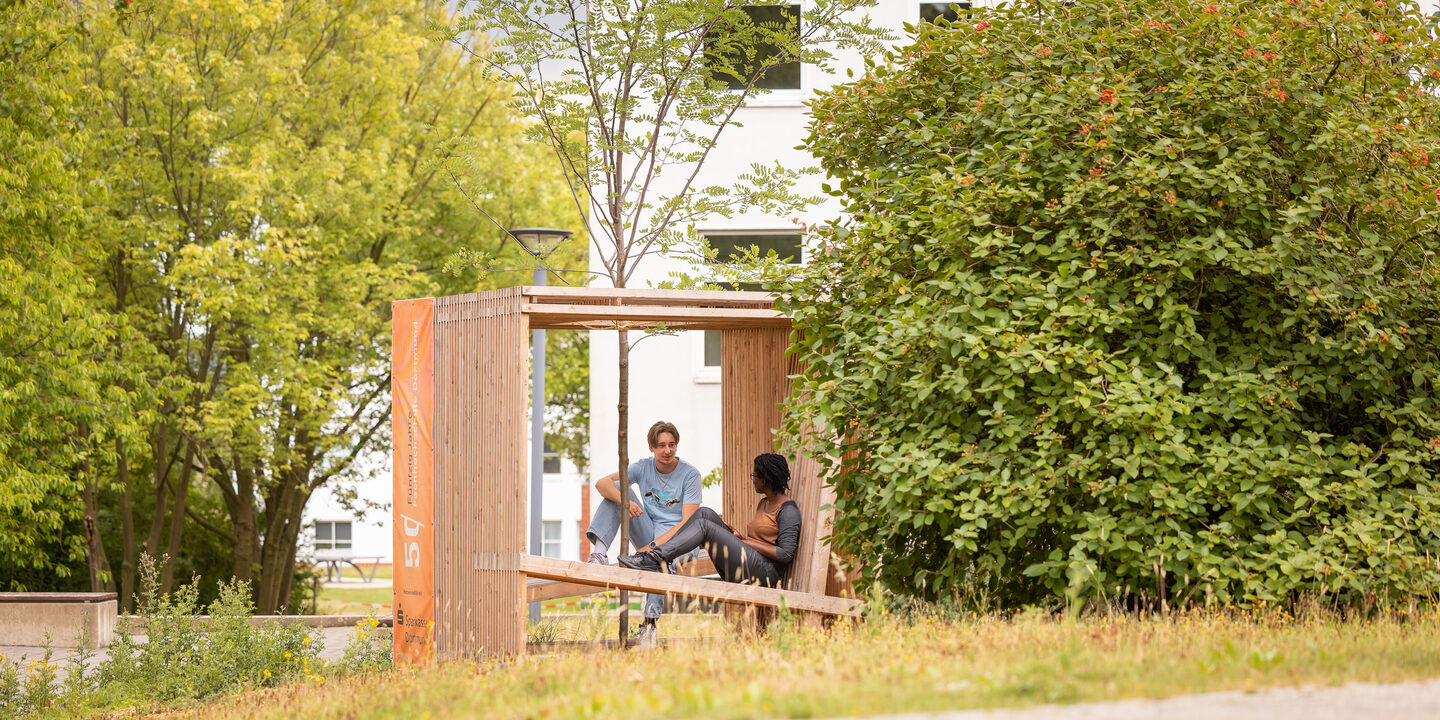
[{"xmin": 400, "ymin": 513, "xmax": 425, "ymax": 568}]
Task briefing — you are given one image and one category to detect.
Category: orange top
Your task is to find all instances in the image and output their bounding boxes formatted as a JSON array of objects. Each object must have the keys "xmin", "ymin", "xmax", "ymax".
[{"xmin": 747, "ymin": 498, "xmax": 784, "ymax": 545}]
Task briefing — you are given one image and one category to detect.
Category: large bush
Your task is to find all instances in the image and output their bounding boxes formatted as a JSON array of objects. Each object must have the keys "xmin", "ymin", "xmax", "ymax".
[{"xmin": 789, "ymin": 0, "xmax": 1440, "ymax": 607}]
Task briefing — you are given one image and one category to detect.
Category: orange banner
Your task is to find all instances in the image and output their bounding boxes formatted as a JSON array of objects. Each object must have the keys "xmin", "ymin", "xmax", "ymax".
[{"xmin": 392, "ymin": 298, "xmax": 434, "ymax": 664}]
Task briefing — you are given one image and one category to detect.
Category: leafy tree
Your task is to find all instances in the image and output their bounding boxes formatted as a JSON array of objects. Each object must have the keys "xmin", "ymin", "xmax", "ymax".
[
  {"xmin": 790, "ymin": 0, "xmax": 1440, "ymax": 607},
  {"xmin": 446, "ymin": 0, "xmax": 886, "ymax": 635},
  {"xmin": 79, "ymin": 0, "xmax": 574, "ymax": 611},
  {"xmin": 0, "ymin": 0, "xmax": 147, "ymax": 591}
]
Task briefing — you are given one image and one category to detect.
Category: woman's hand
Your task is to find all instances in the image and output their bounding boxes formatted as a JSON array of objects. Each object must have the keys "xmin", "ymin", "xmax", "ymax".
[{"xmin": 629, "ymin": 501, "xmax": 643, "ymax": 518}]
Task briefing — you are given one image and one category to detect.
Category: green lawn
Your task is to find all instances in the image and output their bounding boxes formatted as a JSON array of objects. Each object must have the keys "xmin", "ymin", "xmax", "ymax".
[
  {"xmin": 315, "ymin": 586, "xmax": 392, "ymax": 616},
  {"xmin": 177, "ymin": 604, "xmax": 1440, "ymax": 720},
  {"xmin": 328, "ymin": 563, "xmax": 391, "ymax": 581}
]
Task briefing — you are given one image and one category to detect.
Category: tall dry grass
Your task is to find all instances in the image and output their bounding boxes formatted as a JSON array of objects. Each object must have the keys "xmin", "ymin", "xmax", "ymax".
[{"xmin": 176, "ymin": 601, "xmax": 1440, "ymax": 720}]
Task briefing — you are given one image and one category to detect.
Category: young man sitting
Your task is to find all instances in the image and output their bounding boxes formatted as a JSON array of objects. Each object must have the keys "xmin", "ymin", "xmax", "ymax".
[{"xmin": 585, "ymin": 420, "xmax": 703, "ymax": 644}]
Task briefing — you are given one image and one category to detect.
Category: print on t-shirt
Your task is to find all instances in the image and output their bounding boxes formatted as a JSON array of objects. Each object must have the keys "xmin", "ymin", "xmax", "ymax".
[
  {"xmin": 629, "ymin": 457, "xmax": 703, "ymax": 530},
  {"xmin": 644, "ymin": 487, "xmax": 681, "ymax": 512}
]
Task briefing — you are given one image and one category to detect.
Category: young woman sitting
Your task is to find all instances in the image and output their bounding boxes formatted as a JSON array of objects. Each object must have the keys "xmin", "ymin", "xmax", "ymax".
[{"xmin": 618, "ymin": 453, "xmax": 799, "ymax": 588}]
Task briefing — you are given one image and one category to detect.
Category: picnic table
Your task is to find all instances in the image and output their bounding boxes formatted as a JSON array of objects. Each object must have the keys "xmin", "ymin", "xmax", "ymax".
[{"xmin": 309, "ymin": 555, "xmax": 386, "ymax": 582}]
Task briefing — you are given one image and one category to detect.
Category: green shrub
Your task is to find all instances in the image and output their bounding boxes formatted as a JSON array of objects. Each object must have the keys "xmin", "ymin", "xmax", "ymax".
[
  {"xmin": 98, "ymin": 556, "xmax": 322, "ymax": 703},
  {"xmin": 790, "ymin": 0, "xmax": 1440, "ymax": 608},
  {"xmin": 336, "ymin": 617, "xmax": 392, "ymax": 674}
]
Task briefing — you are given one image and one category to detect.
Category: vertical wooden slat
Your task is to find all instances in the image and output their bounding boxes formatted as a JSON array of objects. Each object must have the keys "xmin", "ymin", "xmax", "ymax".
[
  {"xmin": 721, "ymin": 327, "xmax": 831, "ymax": 595},
  {"xmin": 431, "ymin": 289, "xmax": 527, "ymax": 659}
]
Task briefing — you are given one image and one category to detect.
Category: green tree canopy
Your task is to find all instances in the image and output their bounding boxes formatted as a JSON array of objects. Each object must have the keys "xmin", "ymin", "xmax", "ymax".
[
  {"xmin": 790, "ymin": 0, "xmax": 1440, "ymax": 607},
  {"xmin": 0, "ymin": 0, "xmax": 580, "ymax": 605},
  {"xmin": 0, "ymin": 0, "xmax": 149, "ymax": 589}
]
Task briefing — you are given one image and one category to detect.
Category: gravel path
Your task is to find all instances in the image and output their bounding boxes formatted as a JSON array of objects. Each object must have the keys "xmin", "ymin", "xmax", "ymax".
[{"xmin": 843, "ymin": 679, "xmax": 1440, "ymax": 720}]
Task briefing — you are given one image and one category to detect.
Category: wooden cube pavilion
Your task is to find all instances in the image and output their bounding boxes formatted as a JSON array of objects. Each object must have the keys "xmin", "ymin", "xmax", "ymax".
[{"xmin": 390, "ymin": 287, "xmax": 857, "ymax": 662}]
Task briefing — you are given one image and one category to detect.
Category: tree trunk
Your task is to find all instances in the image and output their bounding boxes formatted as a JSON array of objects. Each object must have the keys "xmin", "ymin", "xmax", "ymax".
[
  {"xmin": 231, "ymin": 465, "xmax": 259, "ymax": 585},
  {"xmin": 617, "ymin": 327, "xmax": 630, "ymax": 642},
  {"xmin": 145, "ymin": 422, "xmax": 171, "ymax": 558},
  {"xmin": 118, "ymin": 440, "xmax": 137, "ymax": 612},
  {"xmin": 273, "ymin": 492, "xmax": 309, "ymax": 614},
  {"xmin": 160, "ymin": 442, "xmax": 196, "ymax": 594},
  {"xmin": 81, "ymin": 472, "xmax": 108, "ymax": 593},
  {"xmin": 256, "ymin": 486, "xmax": 287, "ymax": 613},
  {"xmin": 112, "ymin": 255, "xmax": 137, "ymax": 610},
  {"xmin": 256, "ymin": 463, "xmax": 307, "ymax": 614}
]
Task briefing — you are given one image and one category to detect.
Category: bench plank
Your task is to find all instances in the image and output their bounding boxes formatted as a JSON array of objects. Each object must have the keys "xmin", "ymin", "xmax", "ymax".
[
  {"xmin": 526, "ymin": 557, "xmax": 719, "ymax": 603},
  {"xmin": 519, "ymin": 556, "xmax": 861, "ymax": 616}
]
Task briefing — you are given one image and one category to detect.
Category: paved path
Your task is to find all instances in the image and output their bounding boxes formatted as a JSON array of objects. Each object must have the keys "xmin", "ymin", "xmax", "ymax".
[{"xmin": 847, "ymin": 678, "xmax": 1440, "ymax": 720}]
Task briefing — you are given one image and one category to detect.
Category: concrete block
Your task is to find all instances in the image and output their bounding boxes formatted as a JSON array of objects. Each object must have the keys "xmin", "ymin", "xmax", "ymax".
[{"xmin": 0, "ymin": 599, "xmax": 117, "ymax": 648}]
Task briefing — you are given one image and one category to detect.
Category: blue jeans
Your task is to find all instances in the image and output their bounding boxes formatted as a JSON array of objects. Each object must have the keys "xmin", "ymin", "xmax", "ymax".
[{"xmin": 586, "ymin": 489, "xmax": 701, "ymax": 619}]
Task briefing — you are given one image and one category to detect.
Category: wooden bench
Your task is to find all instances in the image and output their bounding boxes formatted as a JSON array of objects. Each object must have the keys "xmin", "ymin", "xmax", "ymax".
[
  {"xmin": 0, "ymin": 592, "xmax": 117, "ymax": 648},
  {"xmin": 521, "ymin": 556, "xmax": 858, "ymax": 616},
  {"xmin": 526, "ymin": 555, "xmax": 719, "ymax": 603},
  {"xmin": 393, "ymin": 287, "xmax": 859, "ymax": 661}
]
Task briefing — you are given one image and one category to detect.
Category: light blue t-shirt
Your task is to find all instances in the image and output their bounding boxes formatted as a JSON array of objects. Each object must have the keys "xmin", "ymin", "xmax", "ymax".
[{"xmin": 629, "ymin": 457, "xmax": 702, "ymax": 530}]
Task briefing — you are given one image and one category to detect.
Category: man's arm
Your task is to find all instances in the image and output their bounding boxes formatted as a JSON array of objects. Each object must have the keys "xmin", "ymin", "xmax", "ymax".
[
  {"xmin": 594, "ymin": 472, "xmax": 642, "ymax": 518},
  {"xmin": 649, "ymin": 503, "xmax": 700, "ymax": 547}
]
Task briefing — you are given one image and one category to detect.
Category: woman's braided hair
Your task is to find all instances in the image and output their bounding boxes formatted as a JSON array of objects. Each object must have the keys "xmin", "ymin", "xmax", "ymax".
[{"xmin": 752, "ymin": 453, "xmax": 791, "ymax": 495}]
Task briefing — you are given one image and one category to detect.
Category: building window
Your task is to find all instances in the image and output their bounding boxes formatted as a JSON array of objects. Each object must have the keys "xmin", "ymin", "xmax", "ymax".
[
  {"xmin": 705, "ymin": 5, "xmax": 802, "ymax": 90},
  {"xmin": 920, "ymin": 2, "xmax": 971, "ymax": 24},
  {"xmin": 701, "ymin": 232, "xmax": 803, "ymax": 369},
  {"xmin": 542, "ymin": 521, "xmax": 563, "ymax": 559},
  {"xmin": 315, "ymin": 520, "xmax": 352, "ymax": 552},
  {"xmin": 543, "ymin": 439, "xmax": 562, "ymax": 475},
  {"xmin": 703, "ymin": 330, "xmax": 723, "ymax": 368}
]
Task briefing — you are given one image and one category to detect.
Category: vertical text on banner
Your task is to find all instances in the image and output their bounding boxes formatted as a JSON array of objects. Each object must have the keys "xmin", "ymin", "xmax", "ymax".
[{"xmin": 391, "ymin": 298, "xmax": 434, "ymax": 664}]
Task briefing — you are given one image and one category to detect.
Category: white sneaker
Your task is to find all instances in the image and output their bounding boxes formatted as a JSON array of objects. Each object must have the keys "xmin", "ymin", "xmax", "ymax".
[
  {"xmin": 634, "ymin": 621, "xmax": 658, "ymax": 649},
  {"xmin": 588, "ymin": 552, "xmax": 608, "ymax": 564}
]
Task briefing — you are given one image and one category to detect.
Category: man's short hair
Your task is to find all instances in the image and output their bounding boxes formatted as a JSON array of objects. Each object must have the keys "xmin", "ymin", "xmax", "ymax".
[{"xmin": 647, "ymin": 421, "xmax": 679, "ymax": 447}]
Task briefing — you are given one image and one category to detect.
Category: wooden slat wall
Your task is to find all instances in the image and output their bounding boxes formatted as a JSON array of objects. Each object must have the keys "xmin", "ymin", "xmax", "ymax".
[
  {"xmin": 720, "ymin": 328, "xmax": 829, "ymax": 594},
  {"xmin": 432, "ymin": 289, "xmax": 527, "ymax": 658}
]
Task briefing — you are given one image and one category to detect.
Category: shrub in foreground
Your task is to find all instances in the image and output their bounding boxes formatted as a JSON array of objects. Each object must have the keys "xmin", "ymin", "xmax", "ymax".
[
  {"xmin": 790, "ymin": 0, "xmax": 1440, "ymax": 607},
  {"xmin": 1, "ymin": 557, "xmax": 391, "ymax": 718}
]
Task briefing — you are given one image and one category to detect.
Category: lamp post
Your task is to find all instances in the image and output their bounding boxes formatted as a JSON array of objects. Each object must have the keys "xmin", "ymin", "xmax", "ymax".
[{"xmin": 508, "ymin": 227, "xmax": 572, "ymax": 624}]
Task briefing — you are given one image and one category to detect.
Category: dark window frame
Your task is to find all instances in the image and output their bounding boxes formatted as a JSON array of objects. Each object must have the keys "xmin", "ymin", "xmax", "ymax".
[
  {"xmin": 920, "ymin": 2, "xmax": 972, "ymax": 24},
  {"xmin": 315, "ymin": 520, "xmax": 353, "ymax": 552},
  {"xmin": 704, "ymin": 4, "xmax": 803, "ymax": 91},
  {"xmin": 542, "ymin": 439, "xmax": 562, "ymax": 475},
  {"xmin": 541, "ymin": 520, "xmax": 563, "ymax": 559},
  {"xmin": 700, "ymin": 232, "xmax": 804, "ymax": 368}
]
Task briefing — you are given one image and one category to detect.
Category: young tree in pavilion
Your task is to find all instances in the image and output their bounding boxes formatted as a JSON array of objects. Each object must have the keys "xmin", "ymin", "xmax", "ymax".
[{"xmin": 446, "ymin": 0, "xmax": 885, "ymax": 636}]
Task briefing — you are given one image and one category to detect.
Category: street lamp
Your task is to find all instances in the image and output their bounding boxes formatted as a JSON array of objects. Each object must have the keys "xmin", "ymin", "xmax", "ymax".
[
  {"xmin": 509, "ymin": 227, "xmax": 572, "ymax": 624},
  {"xmin": 508, "ymin": 227, "xmax": 573, "ymax": 267}
]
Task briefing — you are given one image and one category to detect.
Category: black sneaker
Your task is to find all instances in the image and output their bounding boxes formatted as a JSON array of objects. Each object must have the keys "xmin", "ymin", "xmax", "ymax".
[{"xmin": 617, "ymin": 549, "xmax": 665, "ymax": 572}]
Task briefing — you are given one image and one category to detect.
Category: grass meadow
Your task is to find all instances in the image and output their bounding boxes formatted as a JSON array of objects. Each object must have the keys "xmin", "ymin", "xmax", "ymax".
[{"xmin": 166, "ymin": 602, "xmax": 1440, "ymax": 720}]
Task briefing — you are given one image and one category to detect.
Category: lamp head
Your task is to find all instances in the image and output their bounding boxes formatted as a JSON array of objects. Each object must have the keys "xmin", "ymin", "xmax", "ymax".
[{"xmin": 507, "ymin": 227, "xmax": 573, "ymax": 255}]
